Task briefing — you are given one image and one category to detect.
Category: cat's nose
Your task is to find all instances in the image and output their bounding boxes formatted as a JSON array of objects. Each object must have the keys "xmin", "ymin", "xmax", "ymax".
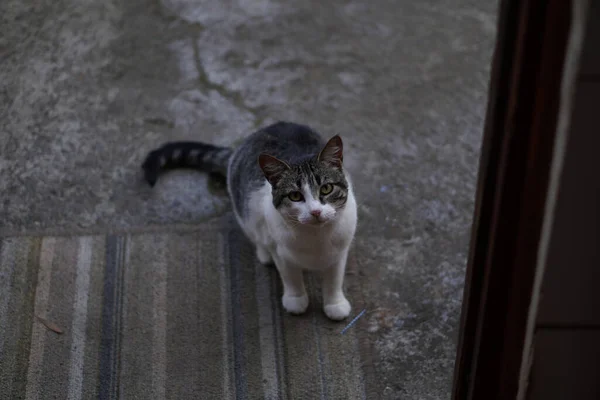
[{"xmin": 310, "ymin": 209, "xmax": 322, "ymax": 217}]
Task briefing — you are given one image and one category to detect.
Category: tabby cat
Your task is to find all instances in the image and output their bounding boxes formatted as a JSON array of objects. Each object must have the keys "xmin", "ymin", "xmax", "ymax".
[{"xmin": 142, "ymin": 122, "xmax": 357, "ymax": 320}]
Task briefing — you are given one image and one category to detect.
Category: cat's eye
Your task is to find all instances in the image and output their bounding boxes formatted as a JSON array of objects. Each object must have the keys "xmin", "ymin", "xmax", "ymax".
[
  {"xmin": 288, "ymin": 191, "xmax": 303, "ymax": 202},
  {"xmin": 320, "ymin": 184, "xmax": 334, "ymax": 195}
]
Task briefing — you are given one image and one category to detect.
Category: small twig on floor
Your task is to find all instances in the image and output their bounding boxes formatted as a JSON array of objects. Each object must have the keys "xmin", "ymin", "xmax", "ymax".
[
  {"xmin": 340, "ymin": 309, "xmax": 367, "ymax": 335},
  {"xmin": 35, "ymin": 315, "xmax": 63, "ymax": 334}
]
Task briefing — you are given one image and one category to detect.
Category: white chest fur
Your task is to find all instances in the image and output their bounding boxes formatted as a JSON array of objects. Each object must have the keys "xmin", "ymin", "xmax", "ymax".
[
  {"xmin": 235, "ymin": 181, "xmax": 357, "ymax": 271},
  {"xmin": 275, "ymin": 224, "xmax": 352, "ymax": 270}
]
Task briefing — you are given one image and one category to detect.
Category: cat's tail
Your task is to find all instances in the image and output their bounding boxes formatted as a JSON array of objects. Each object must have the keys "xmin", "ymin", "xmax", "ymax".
[{"xmin": 141, "ymin": 141, "xmax": 233, "ymax": 187}]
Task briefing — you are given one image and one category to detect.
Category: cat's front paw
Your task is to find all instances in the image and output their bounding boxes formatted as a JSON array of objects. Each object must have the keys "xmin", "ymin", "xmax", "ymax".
[
  {"xmin": 324, "ymin": 298, "xmax": 351, "ymax": 321},
  {"xmin": 282, "ymin": 293, "xmax": 309, "ymax": 315}
]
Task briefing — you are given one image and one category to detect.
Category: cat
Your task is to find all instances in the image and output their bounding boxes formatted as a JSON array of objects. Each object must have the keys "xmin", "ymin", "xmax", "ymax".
[{"xmin": 142, "ymin": 121, "xmax": 358, "ymax": 320}]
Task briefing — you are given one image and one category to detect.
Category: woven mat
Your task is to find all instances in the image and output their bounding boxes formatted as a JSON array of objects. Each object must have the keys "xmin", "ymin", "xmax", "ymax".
[{"xmin": 0, "ymin": 214, "xmax": 371, "ymax": 400}]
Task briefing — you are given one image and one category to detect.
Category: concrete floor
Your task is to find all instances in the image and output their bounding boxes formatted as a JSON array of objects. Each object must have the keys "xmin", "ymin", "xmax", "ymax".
[{"xmin": 0, "ymin": 0, "xmax": 497, "ymax": 398}]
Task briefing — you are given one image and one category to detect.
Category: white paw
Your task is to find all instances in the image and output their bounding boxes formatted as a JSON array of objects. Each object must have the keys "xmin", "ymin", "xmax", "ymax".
[
  {"xmin": 256, "ymin": 247, "xmax": 272, "ymax": 265},
  {"xmin": 324, "ymin": 298, "xmax": 351, "ymax": 321},
  {"xmin": 282, "ymin": 293, "xmax": 309, "ymax": 315}
]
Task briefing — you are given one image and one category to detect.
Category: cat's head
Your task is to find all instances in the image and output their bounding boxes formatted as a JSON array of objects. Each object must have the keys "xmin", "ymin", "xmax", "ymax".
[{"xmin": 258, "ymin": 135, "xmax": 349, "ymax": 226}]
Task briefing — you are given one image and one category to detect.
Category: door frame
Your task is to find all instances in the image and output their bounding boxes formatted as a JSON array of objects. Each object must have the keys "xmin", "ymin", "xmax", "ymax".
[{"xmin": 451, "ymin": 0, "xmax": 577, "ymax": 398}]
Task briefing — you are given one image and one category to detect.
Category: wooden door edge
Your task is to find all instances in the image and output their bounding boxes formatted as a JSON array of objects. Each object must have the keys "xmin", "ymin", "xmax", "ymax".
[{"xmin": 451, "ymin": 0, "xmax": 577, "ymax": 399}]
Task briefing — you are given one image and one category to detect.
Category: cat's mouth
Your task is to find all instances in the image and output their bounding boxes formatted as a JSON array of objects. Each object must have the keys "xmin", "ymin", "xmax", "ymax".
[{"xmin": 298, "ymin": 216, "xmax": 330, "ymax": 226}]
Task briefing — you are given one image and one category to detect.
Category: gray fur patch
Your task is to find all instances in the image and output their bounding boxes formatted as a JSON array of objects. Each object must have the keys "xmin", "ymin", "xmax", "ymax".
[
  {"xmin": 172, "ymin": 148, "xmax": 182, "ymax": 161},
  {"xmin": 228, "ymin": 122, "xmax": 349, "ymax": 218},
  {"xmin": 271, "ymin": 161, "xmax": 348, "ymax": 209}
]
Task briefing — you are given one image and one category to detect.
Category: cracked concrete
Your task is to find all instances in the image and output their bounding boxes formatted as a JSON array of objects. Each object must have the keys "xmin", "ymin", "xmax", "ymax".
[{"xmin": 0, "ymin": 0, "xmax": 497, "ymax": 398}]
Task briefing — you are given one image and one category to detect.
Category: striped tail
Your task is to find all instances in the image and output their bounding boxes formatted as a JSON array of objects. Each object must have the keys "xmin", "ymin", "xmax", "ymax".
[{"xmin": 142, "ymin": 141, "xmax": 233, "ymax": 187}]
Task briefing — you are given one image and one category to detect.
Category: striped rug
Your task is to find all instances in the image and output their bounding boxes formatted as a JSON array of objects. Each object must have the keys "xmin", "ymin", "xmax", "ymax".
[{"xmin": 0, "ymin": 214, "xmax": 370, "ymax": 400}]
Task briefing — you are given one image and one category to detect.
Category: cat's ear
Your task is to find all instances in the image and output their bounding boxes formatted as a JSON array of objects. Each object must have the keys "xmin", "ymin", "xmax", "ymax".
[
  {"xmin": 258, "ymin": 154, "xmax": 290, "ymax": 186},
  {"xmin": 318, "ymin": 135, "xmax": 343, "ymax": 169}
]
